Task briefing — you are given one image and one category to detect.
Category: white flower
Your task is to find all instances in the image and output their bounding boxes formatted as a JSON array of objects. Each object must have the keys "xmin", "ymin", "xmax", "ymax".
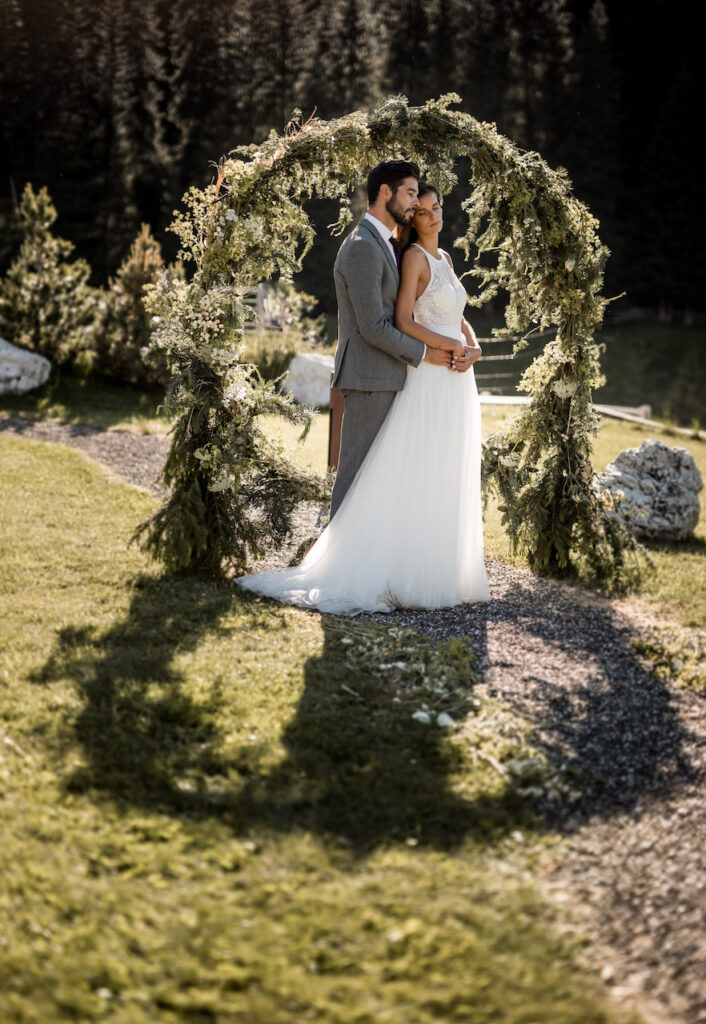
[
  {"xmin": 224, "ymin": 381, "xmax": 247, "ymax": 404},
  {"xmin": 565, "ymin": 257, "xmax": 576, "ymax": 271},
  {"xmin": 552, "ymin": 377, "xmax": 577, "ymax": 399},
  {"xmin": 209, "ymin": 474, "xmax": 233, "ymax": 492},
  {"xmin": 436, "ymin": 712, "xmax": 455, "ymax": 728},
  {"xmin": 412, "ymin": 710, "xmax": 431, "ymax": 725},
  {"xmin": 225, "ymin": 209, "xmax": 238, "ymax": 222}
]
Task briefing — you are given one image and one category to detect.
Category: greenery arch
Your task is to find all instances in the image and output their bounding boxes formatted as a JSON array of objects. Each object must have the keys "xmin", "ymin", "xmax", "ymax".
[{"xmin": 137, "ymin": 93, "xmax": 638, "ymax": 590}]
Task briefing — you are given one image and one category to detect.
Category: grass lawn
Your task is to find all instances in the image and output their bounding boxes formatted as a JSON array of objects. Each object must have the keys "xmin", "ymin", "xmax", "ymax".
[{"xmin": 0, "ymin": 435, "xmax": 642, "ymax": 1024}]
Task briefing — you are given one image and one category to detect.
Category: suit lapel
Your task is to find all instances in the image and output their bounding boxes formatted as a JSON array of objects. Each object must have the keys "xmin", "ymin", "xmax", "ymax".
[{"xmin": 358, "ymin": 217, "xmax": 399, "ymax": 280}]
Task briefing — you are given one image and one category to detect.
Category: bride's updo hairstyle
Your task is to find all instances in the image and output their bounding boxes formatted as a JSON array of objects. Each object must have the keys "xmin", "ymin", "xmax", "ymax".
[{"xmin": 400, "ymin": 182, "xmax": 442, "ymax": 251}]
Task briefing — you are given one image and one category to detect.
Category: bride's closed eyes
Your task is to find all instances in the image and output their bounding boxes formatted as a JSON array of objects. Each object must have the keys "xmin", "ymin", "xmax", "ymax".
[{"xmin": 416, "ymin": 202, "xmax": 442, "ymax": 217}]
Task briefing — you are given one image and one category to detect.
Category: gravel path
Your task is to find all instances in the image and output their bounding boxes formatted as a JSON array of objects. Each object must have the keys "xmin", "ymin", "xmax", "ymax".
[{"xmin": 2, "ymin": 414, "xmax": 704, "ymax": 1024}]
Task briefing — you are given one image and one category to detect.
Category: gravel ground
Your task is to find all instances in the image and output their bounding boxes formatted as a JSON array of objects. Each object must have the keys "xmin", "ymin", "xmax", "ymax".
[{"xmin": 2, "ymin": 414, "xmax": 704, "ymax": 1024}]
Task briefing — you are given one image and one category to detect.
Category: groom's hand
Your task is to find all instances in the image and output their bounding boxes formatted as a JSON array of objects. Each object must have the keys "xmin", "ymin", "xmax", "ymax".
[
  {"xmin": 423, "ymin": 347, "xmax": 454, "ymax": 368},
  {"xmin": 452, "ymin": 344, "xmax": 482, "ymax": 373}
]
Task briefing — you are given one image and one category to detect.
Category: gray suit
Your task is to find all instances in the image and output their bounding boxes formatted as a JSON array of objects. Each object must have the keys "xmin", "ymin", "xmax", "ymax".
[{"xmin": 330, "ymin": 217, "xmax": 425, "ymax": 516}]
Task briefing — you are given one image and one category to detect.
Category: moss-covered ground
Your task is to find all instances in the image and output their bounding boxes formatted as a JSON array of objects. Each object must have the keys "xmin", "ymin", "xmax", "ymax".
[{"xmin": 0, "ymin": 434, "xmax": 644, "ymax": 1023}]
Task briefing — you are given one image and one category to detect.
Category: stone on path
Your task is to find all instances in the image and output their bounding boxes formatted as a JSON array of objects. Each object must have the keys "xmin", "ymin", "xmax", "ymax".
[
  {"xmin": 0, "ymin": 337, "xmax": 51, "ymax": 395},
  {"xmin": 597, "ymin": 437, "xmax": 702, "ymax": 541},
  {"xmin": 283, "ymin": 352, "xmax": 334, "ymax": 407}
]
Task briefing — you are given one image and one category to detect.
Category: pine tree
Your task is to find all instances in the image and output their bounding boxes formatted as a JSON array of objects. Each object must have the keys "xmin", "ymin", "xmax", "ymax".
[
  {"xmin": 560, "ymin": 2, "xmax": 623, "ymax": 289},
  {"xmin": 502, "ymin": 0, "xmax": 575, "ymax": 159},
  {"xmin": 98, "ymin": 223, "xmax": 168, "ymax": 386},
  {"xmin": 248, "ymin": 0, "xmax": 313, "ymax": 134},
  {"xmin": 300, "ymin": 0, "xmax": 387, "ymax": 117},
  {"xmin": 113, "ymin": 0, "xmax": 170, "ymax": 237},
  {"xmin": 0, "ymin": 184, "xmax": 98, "ymax": 370},
  {"xmin": 383, "ymin": 0, "xmax": 431, "ymax": 106},
  {"xmin": 166, "ymin": 0, "xmax": 236, "ymax": 197},
  {"xmin": 629, "ymin": 60, "xmax": 705, "ymax": 315},
  {"xmin": 0, "ymin": 0, "xmax": 31, "ymax": 268}
]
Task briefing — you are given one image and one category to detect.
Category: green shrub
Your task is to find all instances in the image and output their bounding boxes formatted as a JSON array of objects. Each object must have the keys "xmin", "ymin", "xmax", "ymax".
[
  {"xmin": 96, "ymin": 223, "xmax": 170, "ymax": 387},
  {"xmin": 240, "ymin": 329, "xmax": 300, "ymax": 385},
  {"xmin": 0, "ymin": 184, "xmax": 99, "ymax": 373}
]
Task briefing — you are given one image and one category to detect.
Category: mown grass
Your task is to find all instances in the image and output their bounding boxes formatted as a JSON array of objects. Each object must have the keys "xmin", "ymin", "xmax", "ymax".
[{"xmin": 0, "ymin": 435, "xmax": 641, "ymax": 1023}]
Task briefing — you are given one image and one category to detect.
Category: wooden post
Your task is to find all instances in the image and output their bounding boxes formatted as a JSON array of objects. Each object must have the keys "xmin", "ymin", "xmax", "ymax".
[{"xmin": 328, "ymin": 372, "xmax": 344, "ymax": 471}]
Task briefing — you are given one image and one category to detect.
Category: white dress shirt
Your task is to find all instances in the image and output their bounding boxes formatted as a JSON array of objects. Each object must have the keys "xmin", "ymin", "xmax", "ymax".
[{"xmin": 363, "ymin": 212, "xmax": 426, "ymax": 360}]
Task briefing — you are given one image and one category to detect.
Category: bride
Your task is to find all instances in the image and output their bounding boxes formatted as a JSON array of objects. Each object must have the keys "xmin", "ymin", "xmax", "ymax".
[{"xmin": 237, "ymin": 183, "xmax": 490, "ymax": 613}]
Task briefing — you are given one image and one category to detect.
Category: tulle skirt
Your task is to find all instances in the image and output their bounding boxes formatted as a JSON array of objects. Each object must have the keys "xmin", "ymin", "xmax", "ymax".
[{"xmin": 236, "ymin": 360, "xmax": 490, "ymax": 614}]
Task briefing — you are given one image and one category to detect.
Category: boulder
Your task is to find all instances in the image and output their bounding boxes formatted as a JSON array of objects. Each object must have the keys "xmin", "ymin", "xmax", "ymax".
[
  {"xmin": 597, "ymin": 438, "xmax": 702, "ymax": 541},
  {"xmin": 283, "ymin": 352, "xmax": 334, "ymax": 407},
  {"xmin": 0, "ymin": 337, "xmax": 51, "ymax": 395}
]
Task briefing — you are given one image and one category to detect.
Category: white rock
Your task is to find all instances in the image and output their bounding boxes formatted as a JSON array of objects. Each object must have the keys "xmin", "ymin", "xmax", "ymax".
[
  {"xmin": 436, "ymin": 712, "xmax": 455, "ymax": 728},
  {"xmin": 282, "ymin": 352, "xmax": 334, "ymax": 407},
  {"xmin": 597, "ymin": 438, "xmax": 702, "ymax": 541},
  {"xmin": 0, "ymin": 337, "xmax": 51, "ymax": 395}
]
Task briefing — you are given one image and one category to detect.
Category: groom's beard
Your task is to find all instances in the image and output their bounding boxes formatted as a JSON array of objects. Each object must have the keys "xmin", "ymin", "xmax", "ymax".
[{"xmin": 386, "ymin": 192, "xmax": 415, "ymax": 227}]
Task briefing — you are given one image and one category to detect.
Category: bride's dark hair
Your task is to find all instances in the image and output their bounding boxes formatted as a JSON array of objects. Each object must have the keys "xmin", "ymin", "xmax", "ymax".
[{"xmin": 400, "ymin": 182, "xmax": 442, "ymax": 252}]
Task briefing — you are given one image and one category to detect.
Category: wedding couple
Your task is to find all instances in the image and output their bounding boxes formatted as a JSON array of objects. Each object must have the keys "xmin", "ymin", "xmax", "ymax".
[{"xmin": 238, "ymin": 160, "xmax": 490, "ymax": 613}]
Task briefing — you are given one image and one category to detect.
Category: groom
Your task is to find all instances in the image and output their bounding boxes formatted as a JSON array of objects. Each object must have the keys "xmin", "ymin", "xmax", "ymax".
[{"xmin": 330, "ymin": 159, "xmax": 475, "ymax": 517}]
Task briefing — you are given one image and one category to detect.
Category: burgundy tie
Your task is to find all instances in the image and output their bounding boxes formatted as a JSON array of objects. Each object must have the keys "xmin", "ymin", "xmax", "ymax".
[{"xmin": 389, "ymin": 235, "xmax": 402, "ymax": 272}]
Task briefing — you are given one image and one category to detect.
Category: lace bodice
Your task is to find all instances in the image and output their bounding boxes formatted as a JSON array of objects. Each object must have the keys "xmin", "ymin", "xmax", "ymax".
[{"xmin": 412, "ymin": 244, "xmax": 467, "ymax": 341}]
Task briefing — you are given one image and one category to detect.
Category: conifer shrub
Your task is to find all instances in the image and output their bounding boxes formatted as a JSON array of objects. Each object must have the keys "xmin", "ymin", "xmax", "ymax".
[
  {"xmin": 0, "ymin": 184, "xmax": 99, "ymax": 373},
  {"xmin": 96, "ymin": 223, "xmax": 170, "ymax": 387}
]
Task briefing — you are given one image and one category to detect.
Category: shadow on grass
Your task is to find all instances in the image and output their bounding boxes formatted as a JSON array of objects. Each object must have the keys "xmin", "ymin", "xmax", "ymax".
[
  {"xmin": 33, "ymin": 574, "xmax": 534, "ymax": 855},
  {"xmin": 231, "ymin": 614, "xmax": 532, "ymax": 853},
  {"xmin": 32, "ymin": 574, "xmax": 244, "ymax": 803}
]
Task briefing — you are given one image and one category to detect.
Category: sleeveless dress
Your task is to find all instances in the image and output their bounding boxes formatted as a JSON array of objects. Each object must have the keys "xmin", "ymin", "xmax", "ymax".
[{"xmin": 236, "ymin": 245, "xmax": 490, "ymax": 613}]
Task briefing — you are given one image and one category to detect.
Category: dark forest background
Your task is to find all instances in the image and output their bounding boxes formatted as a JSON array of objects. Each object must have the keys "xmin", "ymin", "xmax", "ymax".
[{"xmin": 1, "ymin": 0, "xmax": 702, "ymax": 317}]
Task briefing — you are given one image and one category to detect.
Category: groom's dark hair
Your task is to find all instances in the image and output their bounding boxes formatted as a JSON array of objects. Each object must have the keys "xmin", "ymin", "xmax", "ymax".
[{"xmin": 367, "ymin": 160, "xmax": 420, "ymax": 204}]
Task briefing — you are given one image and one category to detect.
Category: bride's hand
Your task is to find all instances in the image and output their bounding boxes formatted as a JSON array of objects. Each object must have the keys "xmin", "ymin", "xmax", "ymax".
[
  {"xmin": 446, "ymin": 338, "xmax": 465, "ymax": 357},
  {"xmin": 452, "ymin": 343, "xmax": 482, "ymax": 373}
]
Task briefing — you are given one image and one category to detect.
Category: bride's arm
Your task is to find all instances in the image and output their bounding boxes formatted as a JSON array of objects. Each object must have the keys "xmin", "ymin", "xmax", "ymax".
[{"xmin": 394, "ymin": 249, "xmax": 464, "ymax": 354}]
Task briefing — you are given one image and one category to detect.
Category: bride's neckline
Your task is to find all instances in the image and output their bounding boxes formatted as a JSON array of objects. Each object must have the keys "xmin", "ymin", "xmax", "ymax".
[{"xmin": 413, "ymin": 242, "xmax": 443, "ymax": 262}]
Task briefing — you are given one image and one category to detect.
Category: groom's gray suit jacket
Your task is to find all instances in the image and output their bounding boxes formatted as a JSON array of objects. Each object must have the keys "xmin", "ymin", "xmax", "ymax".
[
  {"xmin": 329, "ymin": 217, "xmax": 425, "ymax": 517},
  {"xmin": 332, "ymin": 218, "xmax": 425, "ymax": 390}
]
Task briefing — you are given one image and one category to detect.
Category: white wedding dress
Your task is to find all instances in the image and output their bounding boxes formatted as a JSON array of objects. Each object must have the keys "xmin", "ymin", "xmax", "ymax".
[{"xmin": 236, "ymin": 244, "xmax": 490, "ymax": 613}]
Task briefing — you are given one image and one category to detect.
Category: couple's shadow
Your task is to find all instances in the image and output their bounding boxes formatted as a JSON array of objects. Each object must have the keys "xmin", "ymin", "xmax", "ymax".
[{"xmin": 32, "ymin": 573, "xmax": 528, "ymax": 855}]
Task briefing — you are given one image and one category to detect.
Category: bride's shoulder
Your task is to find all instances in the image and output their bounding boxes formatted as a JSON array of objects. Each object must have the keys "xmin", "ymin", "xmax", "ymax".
[
  {"xmin": 439, "ymin": 248, "xmax": 454, "ymax": 269},
  {"xmin": 400, "ymin": 244, "xmax": 430, "ymax": 279},
  {"xmin": 402, "ymin": 242, "xmax": 426, "ymax": 261}
]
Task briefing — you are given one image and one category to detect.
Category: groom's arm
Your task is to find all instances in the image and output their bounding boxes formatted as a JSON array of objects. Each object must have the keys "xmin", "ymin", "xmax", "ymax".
[{"xmin": 339, "ymin": 241, "xmax": 425, "ymax": 367}]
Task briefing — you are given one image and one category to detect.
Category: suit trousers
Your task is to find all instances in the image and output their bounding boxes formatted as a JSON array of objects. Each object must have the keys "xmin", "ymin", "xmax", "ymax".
[{"xmin": 330, "ymin": 389, "xmax": 396, "ymax": 518}]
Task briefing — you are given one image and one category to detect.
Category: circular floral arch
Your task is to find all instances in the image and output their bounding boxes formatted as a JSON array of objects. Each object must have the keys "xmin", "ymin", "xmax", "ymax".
[{"xmin": 138, "ymin": 94, "xmax": 637, "ymax": 590}]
